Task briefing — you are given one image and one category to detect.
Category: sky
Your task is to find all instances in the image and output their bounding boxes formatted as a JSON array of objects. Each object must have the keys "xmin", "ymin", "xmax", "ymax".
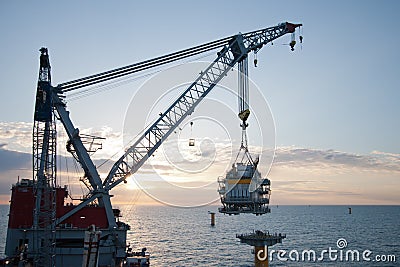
[{"xmin": 0, "ymin": 0, "xmax": 399, "ymax": 206}]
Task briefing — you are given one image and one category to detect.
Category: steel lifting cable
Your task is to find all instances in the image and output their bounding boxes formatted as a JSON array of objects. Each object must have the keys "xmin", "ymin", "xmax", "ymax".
[
  {"xmin": 59, "ymin": 37, "xmax": 232, "ymax": 92},
  {"xmin": 66, "ymin": 50, "xmax": 216, "ymax": 102},
  {"xmin": 58, "ymin": 24, "xmax": 283, "ymax": 93},
  {"xmin": 67, "ymin": 71, "xmax": 157, "ymax": 102},
  {"xmin": 61, "ymin": 42, "xmax": 228, "ymax": 92},
  {"xmin": 60, "ymin": 37, "xmax": 229, "ymax": 86},
  {"xmin": 61, "ymin": 47, "xmax": 217, "ymax": 92}
]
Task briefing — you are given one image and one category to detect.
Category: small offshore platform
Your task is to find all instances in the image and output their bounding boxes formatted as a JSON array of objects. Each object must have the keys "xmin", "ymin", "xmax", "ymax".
[
  {"xmin": 237, "ymin": 230, "xmax": 286, "ymax": 267},
  {"xmin": 2, "ymin": 22, "xmax": 301, "ymax": 267}
]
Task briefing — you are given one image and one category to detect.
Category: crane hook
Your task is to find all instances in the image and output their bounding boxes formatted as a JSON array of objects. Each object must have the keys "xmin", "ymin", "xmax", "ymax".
[
  {"xmin": 253, "ymin": 53, "xmax": 258, "ymax": 67},
  {"xmin": 299, "ymin": 25, "xmax": 303, "ymax": 44},
  {"xmin": 290, "ymin": 40, "xmax": 296, "ymax": 51},
  {"xmin": 290, "ymin": 32, "xmax": 296, "ymax": 51}
]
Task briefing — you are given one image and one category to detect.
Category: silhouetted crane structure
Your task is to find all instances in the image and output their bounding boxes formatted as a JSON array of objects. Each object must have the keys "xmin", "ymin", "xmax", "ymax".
[{"xmin": 6, "ymin": 22, "xmax": 301, "ymax": 266}]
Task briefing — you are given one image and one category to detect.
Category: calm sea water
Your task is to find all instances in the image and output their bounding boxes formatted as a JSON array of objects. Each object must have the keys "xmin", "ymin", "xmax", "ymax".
[{"xmin": 0, "ymin": 205, "xmax": 399, "ymax": 266}]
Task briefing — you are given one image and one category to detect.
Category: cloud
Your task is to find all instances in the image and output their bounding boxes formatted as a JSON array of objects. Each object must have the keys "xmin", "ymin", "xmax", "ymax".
[
  {"xmin": 267, "ymin": 147, "xmax": 400, "ymax": 205},
  {"xmin": 136, "ymin": 138, "xmax": 234, "ymax": 179},
  {"xmin": 0, "ymin": 147, "xmax": 32, "ymax": 194},
  {"xmin": 1, "ymin": 122, "xmax": 399, "ymax": 204},
  {"xmin": 0, "ymin": 122, "xmax": 32, "ymax": 152},
  {"xmin": 0, "ymin": 142, "xmax": 116, "ymax": 197},
  {"xmin": 0, "ymin": 122, "xmax": 124, "ymax": 160},
  {"xmin": 0, "ymin": 147, "xmax": 31, "ymax": 172},
  {"xmin": 273, "ymin": 146, "xmax": 400, "ymax": 173}
]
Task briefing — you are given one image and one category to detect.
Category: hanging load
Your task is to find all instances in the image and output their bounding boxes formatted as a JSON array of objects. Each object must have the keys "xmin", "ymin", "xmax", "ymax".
[
  {"xmin": 189, "ymin": 121, "xmax": 195, "ymax": 146},
  {"xmin": 218, "ymin": 55, "xmax": 272, "ymax": 215}
]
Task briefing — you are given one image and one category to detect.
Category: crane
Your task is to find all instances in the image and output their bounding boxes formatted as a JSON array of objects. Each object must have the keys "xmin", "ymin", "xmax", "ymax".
[
  {"xmin": 55, "ymin": 21, "xmax": 302, "ymax": 222},
  {"xmin": 8, "ymin": 22, "xmax": 302, "ymax": 266}
]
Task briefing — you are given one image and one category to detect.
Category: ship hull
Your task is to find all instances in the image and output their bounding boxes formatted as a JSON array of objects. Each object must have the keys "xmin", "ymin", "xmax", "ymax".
[
  {"xmin": 4, "ymin": 178, "xmax": 130, "ymax": 267},
  {"xmin": 5, "ymin": 227, "xmax": 127, "ymax": 267}
]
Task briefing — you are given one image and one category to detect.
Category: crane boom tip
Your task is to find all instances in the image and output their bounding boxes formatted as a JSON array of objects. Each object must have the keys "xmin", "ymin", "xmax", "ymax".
[{"xmin": 285, "ymin": 22, "xmax": 303, "ymax": 33}]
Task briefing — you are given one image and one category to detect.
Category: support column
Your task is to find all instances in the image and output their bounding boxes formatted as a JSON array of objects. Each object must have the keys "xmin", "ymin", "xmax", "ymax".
[
  {"xmin": 237, "ymin": 231, "xmax": 285, "ymax": 267},
  {"xmin": 255, "ymin": 246, "xmax": 268, "ymax": 267},
  {"xmin": 209, "ymin": 212, "xmax": 215, "ymax": 226}
]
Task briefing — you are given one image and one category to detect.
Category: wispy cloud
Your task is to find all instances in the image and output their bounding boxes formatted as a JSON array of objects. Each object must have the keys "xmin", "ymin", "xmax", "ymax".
[
  {"xmin": 0, "ymin": 122, "xmax": 32, "ymax": 152},
  {"xmin": 268, "ymin": 147, "xmax": 400, "ymax": 204},
  {"xmin": 0, "ymin": 122, "xmax": 399, "ymax": 204},
  {"xmin": 273, "ymin": 146, "xmax": 400, "ymax": 173},
  {"xmin": 0, "ymin": 122, "xmax": 124, "ymax": 160}
]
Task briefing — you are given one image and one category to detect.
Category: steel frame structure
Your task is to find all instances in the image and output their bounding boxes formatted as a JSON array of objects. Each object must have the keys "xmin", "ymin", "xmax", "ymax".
[{"xmin": 30, "ymin": 22, "xmax": 301, "ymax": 266}]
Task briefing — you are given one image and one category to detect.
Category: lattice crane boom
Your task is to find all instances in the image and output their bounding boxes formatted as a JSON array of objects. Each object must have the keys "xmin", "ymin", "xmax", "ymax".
[
  {"xmin": 32, "ymin": 47, "xmax": 57, "ymax": 267},
  {"xmin": 103, "ymin": 22, "xmax": 302, "ymax": 190}
]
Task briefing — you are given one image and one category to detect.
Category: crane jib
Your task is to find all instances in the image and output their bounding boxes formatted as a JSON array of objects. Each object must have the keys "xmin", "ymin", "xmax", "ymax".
[
  {"xmin": 104, "ymin": 22, "xmax": 302, "ymax": 189},
  {"xmin": 58, "ymin": 22, "xmax": 301, "ymax": 93}
]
